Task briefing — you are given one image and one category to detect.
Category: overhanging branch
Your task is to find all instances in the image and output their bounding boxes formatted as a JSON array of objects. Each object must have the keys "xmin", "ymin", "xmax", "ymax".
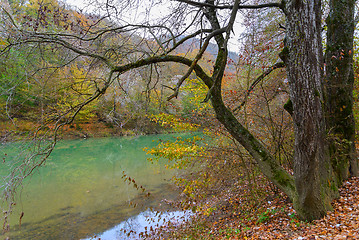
[
  {"xmin": 7, "ymin": 36, "xmax": 113, "ymax": 68},
  {"xmin": 166, "ymin": 28, "xmax": 213, "ymax": 54},
  {"xmin": 112, "ymin": 54, "xmax": 213, "ymax": 88},
  {"xmin": 167, "ymin": 27, "xmax": 226, "ymax": 100},
  {"xmin": 202, "ymin": 0, "xmax": 240, "ymax": 103}
]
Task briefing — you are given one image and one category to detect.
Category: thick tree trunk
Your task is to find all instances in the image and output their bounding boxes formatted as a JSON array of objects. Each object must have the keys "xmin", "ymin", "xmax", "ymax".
[
  {"xmin": 284, "ymin": 0, "xmax": 335, "ymax": 220},
  {"xmin": 325, "ymin": 0, "xmax": 358, "ymax": 182},
  {"xmin": 201, "ymin": 0, "xmax": 351, "ymax": 221}
]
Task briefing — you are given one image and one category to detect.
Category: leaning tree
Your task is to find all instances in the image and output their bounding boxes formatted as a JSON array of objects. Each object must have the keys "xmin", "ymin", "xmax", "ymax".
[{"xmin": 1, "ymin": 0, "xmax": 358, "ymax": 221}]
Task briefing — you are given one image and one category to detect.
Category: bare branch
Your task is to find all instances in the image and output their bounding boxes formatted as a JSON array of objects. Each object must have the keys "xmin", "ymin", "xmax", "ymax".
[
  {"xmin": 202, "ymin": 0, "xmax": 240, "ymax": 103},
  {"xmin": 166, "ymin": 28, "xmax": 213, "ymax": 54},
  {"xmin": 162, "ymin": 84, "xmax": 176, "ymax": 91},
  {"xmin": 0, "ymin": 5, "xmax": 19, "ymax": 30},
  {"xmin": 224, "ymin": 0, "xmax": 240, "ymax": 47},
  {"xmin": 238, "ymin": 2, "xmax": 283, "ymax": 10},
  {"xmin": 355, "ymin": 13, "xmax": 359, "ymax": 27},
  {"xmin": 167, "ymin": 27, "xmax": 226, "ymax": 100},
  {"xmin": 8, "ymin": 34, "xmax": 114, "ymax": 68},
  {"xmin": 174, "ymin": 0, "xmax": 283, "ymax": 10},
  {"xmin": 112, "ymin": 54, "xmax": 213, "ymax": 88},
  {"xmin": 233, "ymin": 61, "xmax": 285, "ymax": 113}
]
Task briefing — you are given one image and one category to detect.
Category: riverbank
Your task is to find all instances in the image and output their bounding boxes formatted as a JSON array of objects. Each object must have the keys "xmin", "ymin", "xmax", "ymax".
[
  {"xmin": 0, "ymin": 118, "xmax": 174, "ymax": 142},
  {"xmin": 152, "ymin": 176, "xmax": 359, "ymax": 239}
]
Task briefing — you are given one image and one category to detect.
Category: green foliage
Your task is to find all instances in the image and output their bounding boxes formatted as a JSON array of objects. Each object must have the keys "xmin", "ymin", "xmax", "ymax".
[
  {"xmin": 256, "ymin": 208, "xmax": 277, "ymax": 224},
  {"xmin": 219, "ymin": 227, "xmax": 242, "ymax": 239},
  {"xmin": 0, "ymin": 49, "xmax": 38, "ymax": 118}
]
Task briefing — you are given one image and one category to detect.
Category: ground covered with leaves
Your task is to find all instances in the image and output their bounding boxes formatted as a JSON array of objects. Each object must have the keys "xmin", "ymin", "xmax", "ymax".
[
  {"xmin": 155, "ymin": 176, "xmax": 359, "ymax": 239},
  {"xmin": 230, "ymin": 177, "xmax": 359, "ymax": 240}
]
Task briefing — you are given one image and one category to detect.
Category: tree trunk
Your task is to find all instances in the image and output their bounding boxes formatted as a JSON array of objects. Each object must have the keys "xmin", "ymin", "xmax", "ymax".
[
  {"xmin": 209, "ymin": 85, "xmax": 297, "ymax": 201},
  {"xmin": 325, "ymin": 0, "xmax": 358, "ymax": 183},
  {"xmin": 203, "ymin": 0, "xmax": 297, "ymax": 201},
  {"xmin": 284, "ymin": 0, "xmax": 335, "ymax": 221}
]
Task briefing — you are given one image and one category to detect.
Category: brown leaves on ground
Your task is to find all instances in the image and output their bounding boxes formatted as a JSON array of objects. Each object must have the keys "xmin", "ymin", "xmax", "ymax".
[
  {"xmin": 160, "ymin": 177, "xmax": 359, "ymax": 239},
  {"xmin": 223, "ymin": 177, "xmax": 359, "ymax": 240},
  {"xmin": 153, "ymin": 176, "xmax": 359, "ymax": 240}
]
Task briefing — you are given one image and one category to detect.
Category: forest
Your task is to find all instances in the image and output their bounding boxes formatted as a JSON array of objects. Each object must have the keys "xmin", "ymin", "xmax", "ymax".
[{"xmin": 1, "ymin": 0, "xmax": 359, "ymax": 239}]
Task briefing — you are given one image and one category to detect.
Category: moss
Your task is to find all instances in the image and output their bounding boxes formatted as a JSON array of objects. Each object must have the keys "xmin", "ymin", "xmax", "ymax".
[
  {"xmin": 284, "ymin": 99, "xmax": 293, "ymax": 116},
  {"xmin": 279, "ymin": 46, "xmax": 289, "ymax": 63},
  {"xmin": 330, "ymin": 181, "xmax": 339, "ymax": 193},
  {"xmin": 273, "ymin": 169, "xmax": 295, "ymax": 192}
]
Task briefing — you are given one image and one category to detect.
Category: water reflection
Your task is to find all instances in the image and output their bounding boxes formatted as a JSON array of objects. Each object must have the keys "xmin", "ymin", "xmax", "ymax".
[{"xmin": 83, "ymin": 210, "xmax": 193, "ymax": 240}]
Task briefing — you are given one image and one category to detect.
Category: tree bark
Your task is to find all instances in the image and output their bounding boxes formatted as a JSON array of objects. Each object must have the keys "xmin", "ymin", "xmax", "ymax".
[
  {"xmin": 325, "ymin": 0, "xmax": 358, "ymax": 183},
  {"xmin": 284, "ymin": 0, "xmax": 334, "ymax": 220}
]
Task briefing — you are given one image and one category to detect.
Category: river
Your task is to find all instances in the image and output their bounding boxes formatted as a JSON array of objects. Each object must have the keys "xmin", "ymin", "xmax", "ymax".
[{"xmin": 0, "ymin": 134, "xmax": 192, "ymax": 239}]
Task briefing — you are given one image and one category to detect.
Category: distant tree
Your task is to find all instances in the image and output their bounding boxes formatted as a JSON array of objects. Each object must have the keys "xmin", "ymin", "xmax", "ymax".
[
  {"xmin": 325, "ymin": 0, "xmax": 358, "ymax": 183},
  {"xmin": 1, "ymin": 0, "xmax": 358, "ymax": 221}
]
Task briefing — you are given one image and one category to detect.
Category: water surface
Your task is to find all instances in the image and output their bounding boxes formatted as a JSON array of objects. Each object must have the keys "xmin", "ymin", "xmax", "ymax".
[{"xmin": 0, "ymin": 134, "xmax": 186, "ymax": 239}]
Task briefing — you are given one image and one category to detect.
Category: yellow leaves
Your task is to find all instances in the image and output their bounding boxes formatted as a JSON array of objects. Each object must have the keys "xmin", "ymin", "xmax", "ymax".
[
  {"xmin": 0, "ymin": 39, "xmax": 7, "ymax": 47},
  {"xmin": 145, "ymin": 137, "xmax": 204, "ymax": 166},
  {"xmin": 149, "ymin": 113, "xmax": 199, "ymax": 132},
  {"xmin": 72, "ymin": 11, "xmax": 91, "ymax": 29},
  {"xmin": 144, "ymin": 133, "xmax": 209, "ymax": 206},
  {"xmin": 48, "ymin": 63, "xmax": 99, "ymax": 122},
  {"xmin": 182, "ymin": 77, "xmax": 211, "ymax": 111},
  {"xmin": 203, "ymin": 206, "xmax": 217, "ymax": 216}
]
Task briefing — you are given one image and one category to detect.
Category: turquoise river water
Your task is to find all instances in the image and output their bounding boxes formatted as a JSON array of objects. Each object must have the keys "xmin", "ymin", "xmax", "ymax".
[{"xmin": 0, "ymin": 134, "xmax": 191, "ymax": 239}]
